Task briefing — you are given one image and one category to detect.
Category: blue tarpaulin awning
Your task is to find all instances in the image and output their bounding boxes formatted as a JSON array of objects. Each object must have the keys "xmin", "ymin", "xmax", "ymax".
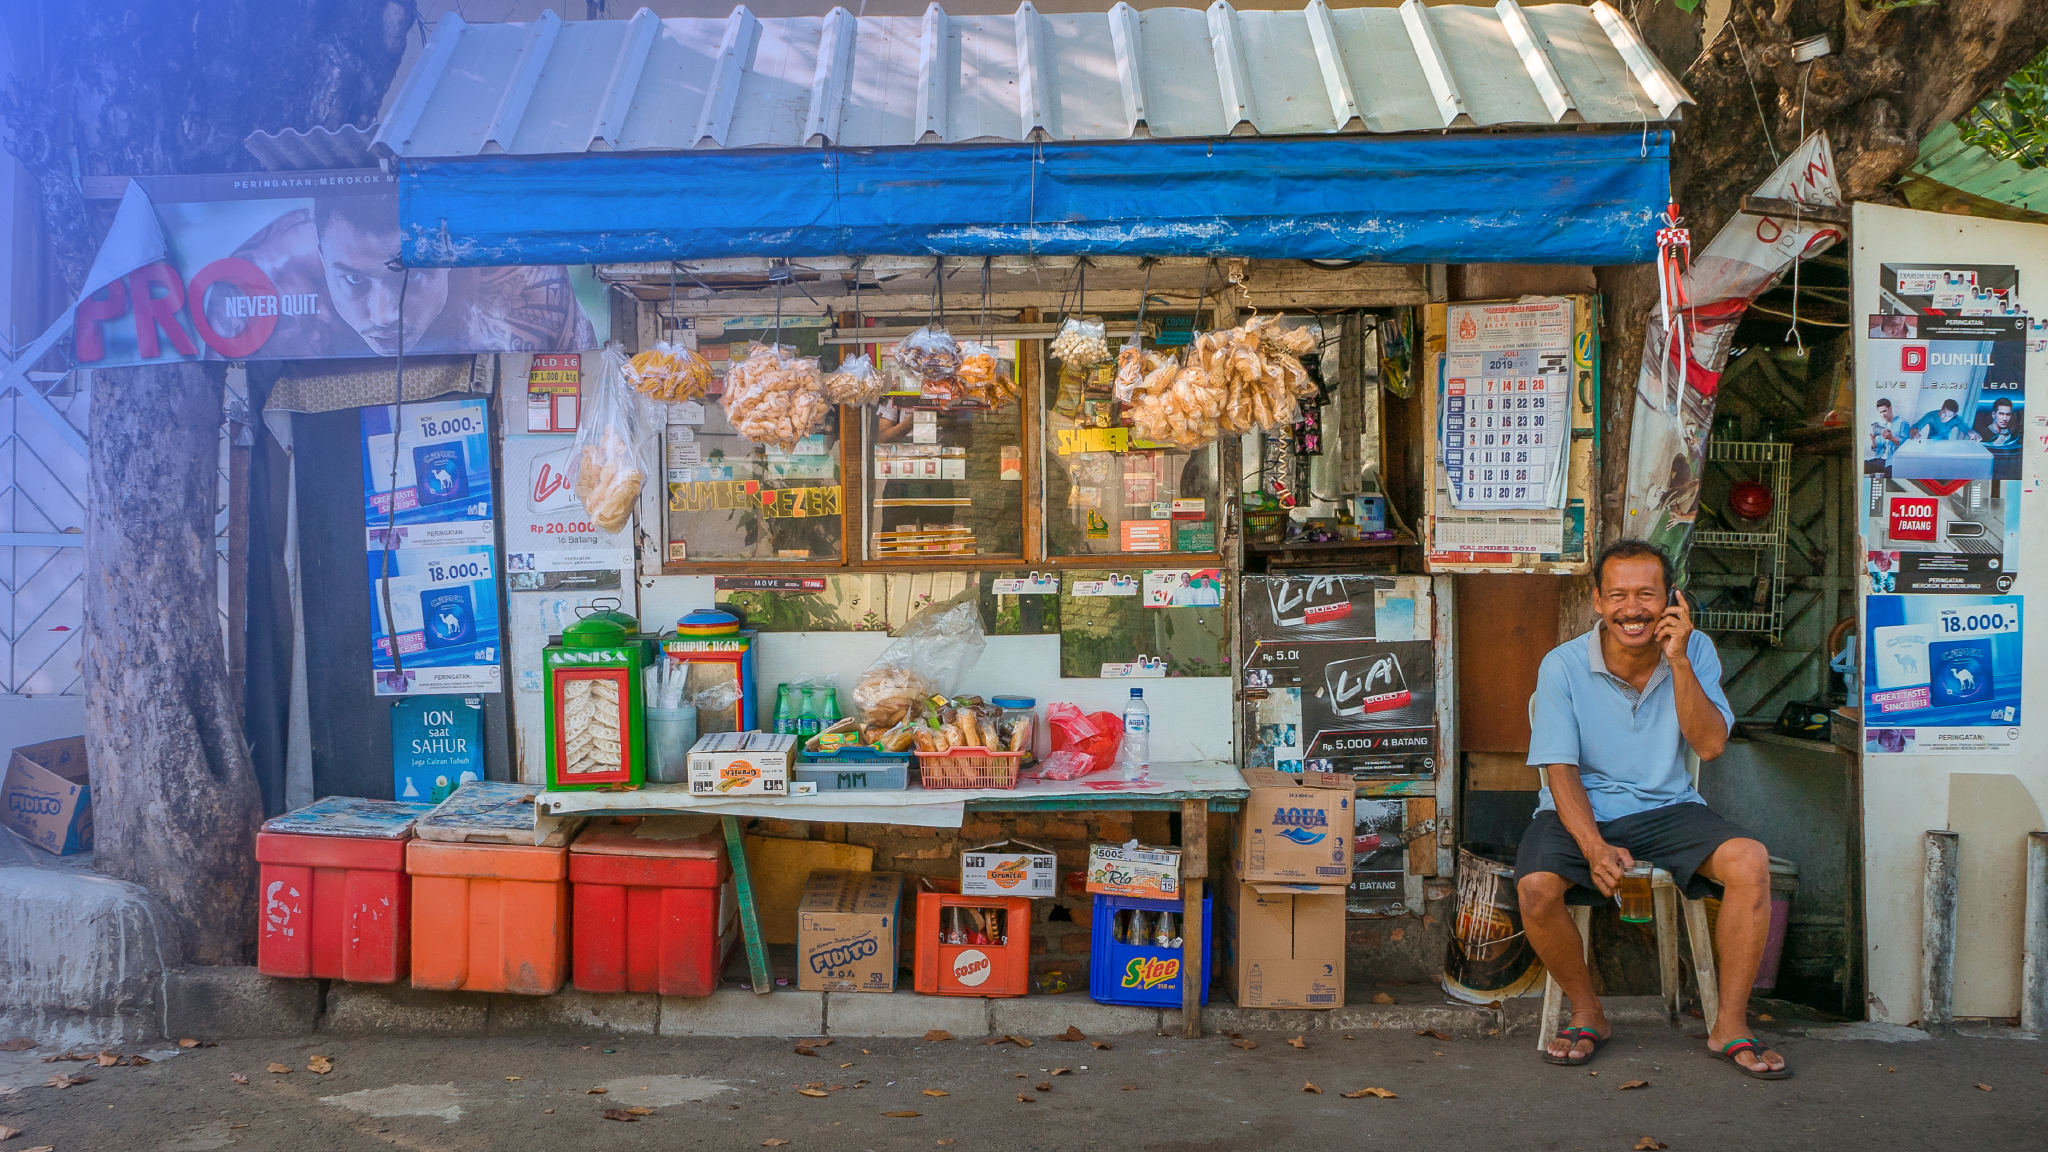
[{"xmin": 399, "ymin": 131, "xmax": 1671, "ymax": 268}]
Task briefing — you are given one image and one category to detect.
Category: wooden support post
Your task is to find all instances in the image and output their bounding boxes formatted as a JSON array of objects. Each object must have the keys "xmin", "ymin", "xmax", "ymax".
[
  {"xmin": 724, "ymin": 814, "xmax": 774, "ymax": 995},
  {"xmin": 1181, "ymin": 798, "xmax": 1209, "ymax": 1038}
]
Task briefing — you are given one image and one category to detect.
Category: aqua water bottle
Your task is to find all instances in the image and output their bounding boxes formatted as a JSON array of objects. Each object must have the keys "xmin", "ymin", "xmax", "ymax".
[{"xmin": 1116, "ymin": 688, "xmax": 1150, "ymax": 783}]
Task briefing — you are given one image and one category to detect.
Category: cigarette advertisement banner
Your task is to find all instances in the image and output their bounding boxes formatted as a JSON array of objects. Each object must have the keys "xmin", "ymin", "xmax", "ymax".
[
  {"xmin": 1862, "ymin": 266, "xmax": 2026, "ymax": 595},
  {"xmin": 1863, "ymin": 595, "xmax": 2022, "ymax": 755},
  {"xmin": 77, "ymin": 170, "xmax": 605, "ymax": 367},
  {"xmin": 502, "ymin": 433, "xmax": 633, "ymax": 592},
  {"xmin": 362, "ymin": 396, "xmax": 502, "ymax": 696}
]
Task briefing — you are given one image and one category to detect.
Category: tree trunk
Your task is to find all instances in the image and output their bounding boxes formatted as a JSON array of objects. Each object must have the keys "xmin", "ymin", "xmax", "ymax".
[{"xmin": 83, "ymin": 361, "xmax": 262, "ymax": 965}]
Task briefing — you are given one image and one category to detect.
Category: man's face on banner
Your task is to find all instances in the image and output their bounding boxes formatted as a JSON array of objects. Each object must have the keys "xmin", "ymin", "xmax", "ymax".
[{"xmin": 316, "ymin": 213, "xmax": 451, "ymax": 356}]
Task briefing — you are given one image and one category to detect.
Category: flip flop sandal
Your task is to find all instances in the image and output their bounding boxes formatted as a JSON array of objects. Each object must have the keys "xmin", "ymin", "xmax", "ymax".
[
  {"xmin": 1542, "ymin": 1026, "xmax": 1607, "ymax": 1066},
  {"xmin": 1710, "ymin": 1038, "xmax": 1793, "ymax": 1080}
]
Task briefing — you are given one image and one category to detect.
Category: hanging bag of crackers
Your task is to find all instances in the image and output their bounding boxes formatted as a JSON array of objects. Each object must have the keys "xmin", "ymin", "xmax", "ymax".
[{"xmin": 566, "ymin": 346, "xmax": 650, "ymax": 534}]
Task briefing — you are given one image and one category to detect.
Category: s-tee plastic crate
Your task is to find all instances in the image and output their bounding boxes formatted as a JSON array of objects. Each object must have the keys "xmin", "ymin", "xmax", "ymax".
[{"xmin": 1088, "ymin": 892, "xmax": 1212, "ymax": 1008}]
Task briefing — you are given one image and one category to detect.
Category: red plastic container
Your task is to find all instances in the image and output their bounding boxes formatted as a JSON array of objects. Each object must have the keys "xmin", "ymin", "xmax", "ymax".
[
  {"xmin": 570, "ymin": 815, "xmax": 737, "ymax": 997},
  {"xmin": 913, "ymin": 890, "xmax": 1032, "ymax": 998},
  {"xmin": 256, "ymin": 798, "xmax": 432, "ymax": 984},
  {"xmin": 407, "ymin": 839, "xmax": 570, "ymax": 995}
]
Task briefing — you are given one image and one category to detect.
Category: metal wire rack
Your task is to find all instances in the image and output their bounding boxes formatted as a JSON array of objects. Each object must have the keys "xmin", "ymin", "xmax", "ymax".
[{"xmin": 1692, "ymin": 440, "xmax": 1792, "ymax": 643}]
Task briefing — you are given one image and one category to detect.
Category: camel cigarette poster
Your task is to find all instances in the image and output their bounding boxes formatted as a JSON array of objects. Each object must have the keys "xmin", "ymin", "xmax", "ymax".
[
  {"xmin": 1862, "ymin": 594, "xmax": 2022, "ymax": 756},
  {"xmin": 76, "ymin": 170, "xmax": 605, "ymax": 367},
  {"xmin": 367, "ymin": 545, "xmax": 504, "ymax": 697}
]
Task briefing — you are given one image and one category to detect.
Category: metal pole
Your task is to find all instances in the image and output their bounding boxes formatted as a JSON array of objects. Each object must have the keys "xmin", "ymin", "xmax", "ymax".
[
  {"xmin": 1921, "ymin": 830, "xmax": 1959, "ymax": 1037},
  {"xmin": 2023, "ymin": 831, "xmax": 2048, "ymax": 1036}
]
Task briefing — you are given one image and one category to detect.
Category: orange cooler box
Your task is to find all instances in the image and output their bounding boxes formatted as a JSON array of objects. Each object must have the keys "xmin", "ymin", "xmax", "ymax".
[
  {"xmin": 256, "ymin": 797, "xmax": 432, "ymax": 983},
  {"xmin": 570, "ymin": 815, "xmax": 737, "ymax": 997},
  {"xmin": 406, "ymin": 839, "xmax": 570, "ymax": 995},
  {"xmin": 913, "ymin": 890, "xmax": 1032, "ymax": 998}
]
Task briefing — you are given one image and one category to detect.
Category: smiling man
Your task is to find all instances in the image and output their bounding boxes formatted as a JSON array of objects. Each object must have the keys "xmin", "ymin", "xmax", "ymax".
[{"xmin": 1515, "ymin": 539, "xmax": 1788, "ymax": 1080}]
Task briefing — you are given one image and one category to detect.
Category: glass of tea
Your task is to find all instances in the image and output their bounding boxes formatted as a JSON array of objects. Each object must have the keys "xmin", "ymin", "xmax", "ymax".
[{"xmin": 1617, "ymin": 861, "xmax": 1656, "ymax": 923}]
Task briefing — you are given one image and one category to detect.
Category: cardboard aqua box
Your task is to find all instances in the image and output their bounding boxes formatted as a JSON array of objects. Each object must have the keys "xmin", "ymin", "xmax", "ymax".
[{"xmin": 2, "ymin": 736, "xmax": 93, "ymax": 856}]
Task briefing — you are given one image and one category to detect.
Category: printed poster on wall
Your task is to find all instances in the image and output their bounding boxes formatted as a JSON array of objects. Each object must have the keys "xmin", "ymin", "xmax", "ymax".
[
  {"xmin": 1863, "ymin": 594, "xmax": 2022, "ymax": 755},
  {"xmin": 75, "ymin": 169, "xmax": 605, "ymax": 368},
  {"xmin": 502, "ymin": 433, "xmax": 632, "ymax": 591},
  {"xmin": 1863, "ymin": 263, "xmax": 2025, "ymax": 594},
  {"xmin": 368, "ymin": 546, "xmax": 503, "ymax": 696},
  {"xmin": 361, "ymin": 397, "xmax": 496, "ymax": 547}
]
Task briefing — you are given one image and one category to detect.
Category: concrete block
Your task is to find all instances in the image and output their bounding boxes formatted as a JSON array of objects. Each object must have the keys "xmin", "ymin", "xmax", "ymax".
[
  {"xmin": 323, "ymin": 983, "xmax": 490, "ymax": 1036},
  {"xmin": 661, "ymin": 988, "xmax": 823, "ymax": 1037},
  {"xmin": 164, "ymin": 966, "xmax": 320, "ymax": 1040},
  {"xmin": 989, "ymin": 997, "xmax": 1160, "ymax": 1038},
  {"xmin": 490, "ymin": 991, "xmax": 658, "ymax": 1036},
  {"xmin": 0, "ymin": 861, "xmax": 182, "ymax": 1048},
  {"xmin": 825, "ymin": 989, "xmax": 989, "ymax": 1038}
]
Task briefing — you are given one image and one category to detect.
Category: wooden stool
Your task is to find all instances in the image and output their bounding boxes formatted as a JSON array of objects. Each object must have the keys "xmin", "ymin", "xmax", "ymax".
[{"xmin": 1535, "ymin": 866, "xmax": 1720, "ymax": 1051}]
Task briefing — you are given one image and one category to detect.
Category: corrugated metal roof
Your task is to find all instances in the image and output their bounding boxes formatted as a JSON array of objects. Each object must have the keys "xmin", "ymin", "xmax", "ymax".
[
  {"xmin": 1909, "ymin": 120, "xmax": 2048, "ymax": 215},
  {"xmin": 244, "ymin": 124, "xmax": 378, "ymax": 171},
  {"xmin": 372, "ymin": 0, "xmax": 1689, "ymax": 159}
]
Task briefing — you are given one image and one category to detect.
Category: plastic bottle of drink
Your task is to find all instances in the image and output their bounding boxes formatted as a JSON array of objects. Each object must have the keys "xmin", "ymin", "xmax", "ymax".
[
  {"xmin": 797, "ymin": 686, "xmax": 822, "ymax": 737},
  {"xmin": 1116, "ymin": 687, "xmax": 1150, "ymax": 783},
  {"xmin": 773, "ymin": 683, "xmax": 795, "ymax": 735},
  {"xmin": 818, "ymin": 684, "xmax": 840, "ymax": 728}
]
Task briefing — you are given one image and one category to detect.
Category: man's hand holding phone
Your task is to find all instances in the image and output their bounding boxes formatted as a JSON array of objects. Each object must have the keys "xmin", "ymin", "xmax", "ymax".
[{"xmin": 1656, "ymin": 587, "xmax": 1694, "ymax": 664}]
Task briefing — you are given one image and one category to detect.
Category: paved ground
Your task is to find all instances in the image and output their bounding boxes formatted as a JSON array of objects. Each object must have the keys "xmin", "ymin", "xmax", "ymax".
[{"xmin": 1, "ymin": 1017, "xmax": 2041, "ymax": 1152}]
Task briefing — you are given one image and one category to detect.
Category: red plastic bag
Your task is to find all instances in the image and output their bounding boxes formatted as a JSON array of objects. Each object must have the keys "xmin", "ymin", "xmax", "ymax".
[{"xmin": 1044, "ymin": 702, "xmax": 1122, "ymax": 776}]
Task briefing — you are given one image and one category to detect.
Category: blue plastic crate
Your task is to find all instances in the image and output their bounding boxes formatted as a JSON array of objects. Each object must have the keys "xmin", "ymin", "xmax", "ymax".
[
  {"xmin": 797, "ymin": 741, "xmax": 902, "ymax": 765},
  {"xmin": 792, "ymin": 759, "xmax": 910, "ymax": 791},
  {"xmin": 1088, "ymin": 892, "xmax": 1213, "ymax": 1008}
]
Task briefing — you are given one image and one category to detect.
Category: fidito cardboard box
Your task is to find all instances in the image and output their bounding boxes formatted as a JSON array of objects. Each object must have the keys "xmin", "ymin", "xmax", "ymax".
[
  {"xmin": 797, "ymin": 870, "xmax": 903, "ymax": 992},
  {"xmin": 1219, "ymin": 871, "xmax": 1345, "ymax": 1009},
  {"xmin": 1232, "ymin": 768, "xmax": 1353, "ymax": 884},
  {"xmin": 2, "ymin": 737, "xmax": 92, "ymax": 856}
]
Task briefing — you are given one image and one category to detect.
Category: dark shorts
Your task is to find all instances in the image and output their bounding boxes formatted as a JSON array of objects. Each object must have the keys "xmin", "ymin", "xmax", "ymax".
[{"xmin": 1514, "ymin": 802, "xmax": 1759, "ymax": 905}]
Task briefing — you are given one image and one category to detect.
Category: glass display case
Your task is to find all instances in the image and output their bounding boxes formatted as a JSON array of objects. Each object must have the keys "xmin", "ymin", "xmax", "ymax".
[
  {"xmin": 1039, "ymin": 340, "xmax": 1222, "ymax": 557},
  {"xmin": 864, "ymin": 338, "xmax": 1025, "ymax": 560},
  {"xmin": 665, "ymin": 322, "xmax": 845, "ymax": 563}
]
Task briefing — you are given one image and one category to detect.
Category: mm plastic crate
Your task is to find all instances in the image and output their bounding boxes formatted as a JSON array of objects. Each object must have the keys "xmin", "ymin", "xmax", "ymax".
[
  {"xmin": 912, "ymin": 890, "xmax": 1032, "ymax": 997},
  {"xmin": 569, "ymin": 815, "xmax": 737, "ymax": 998},
  {"xmin": 1088, "ymin": 892, "xmax": 1213, "ymax": 1008},
  {"xmin": 407, "ymin": 840, "xmax": 570, "ymax": 995},
  {"xmin": 793, "ymin": 759, "xmax": 911, "ymax": 791}
]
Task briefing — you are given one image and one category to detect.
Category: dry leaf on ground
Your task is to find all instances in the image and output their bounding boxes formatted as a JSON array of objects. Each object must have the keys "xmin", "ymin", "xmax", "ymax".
[
  {"xmin": 798, "ymin": 1089, "xmax": 829, "ymax": 1098},
  {"xmin": 840, "ymin": 1063, "xmax": 854, "ymax": 1069},
  {"xmin": 938, "ymin": 1141, "xmax": 955, "ymax": 1146},
  {"xmin": 42, "ymin": 1075, "xmax": 90, "ymax": 1090},
  {"xmin": 602, "ymin": 1109, "xmax": 641, "ymax": 1122},
  {"xmin": 20, "ymin": 1146, "xmax": 52, "ymax": 1152},
  {"xmin": 1055, "ymin": 1026, "xmax": 1086, "ymax": 1042},
  {"xmin": 1287, "ymin": 1036, "xmax": 1307, "ymax": 1049},
  {"xmin": 1007, "ymin": 1035, "xmax": 1034, "ymax": 1048},
  {"xmin": 94, "ymin": 1052, "xmax": 118, "ymax": 1067},
  {"xmin": 505, "ymin": 1076, "xmax": 523, "ymax": 1082},
  {"xmin": 177, "ymin": 1039, "xmax": 203, "ymax": 1049},
  {"xmin": 1634, "ymin": 1140, "xmax": 1668, "ymax": 1151},
  {"xmin": 1016, "ymin": 1094, "xmax": 1035, "ymax": 1103},
  {"xmin": 1977, "ymin": 1083, "xmax": 1994, "ymax": 1092},
  {"xmin": 1088, "ymin": 1040, "xmax": 1112, "ymax": 1050},
  {"xmin": 0, "ymin": 1126, "xmax": 20, "ymax": 1139},
  {"xmin": 267, "ymin": 1064, "xmax": 291, "ymax": 1075},
  {"xmin": 128, "ymin": 1055, "xmax": 151, "ymax": 1067},
  {"xmin": 1371, "ymin": 993, "xmax": 1394, "ymax": 1005},
  {"xmin": 1415, "ymin": 1029, "xmax": 1450, "ymax": 1041},
  {"xmin": 883, "ymin": 1111, "xmax": 922, "ymax": 1118},
  {"xmin": 307, "ymin": 1056, "xmax": 333, "ymax": 1074},
  {"xmin": 1619, "ymin": 1080, "xmax": 1648, "ymax": 1091},
  {"xmin": 761, "ymin": 1141, "xmax": 790, "ymax": 1147},
  {"xmin": 1303, "ymin": 1082, "xmax": 1322, "ymax": 1094},
  {"xmin": 794, "ymin": 1046, "xmax": 821, "ymax": 1058},
  {"xmin": 1051, "ymin": 1068, "xmax": 1071, "ymax": 1076},
  {"xmin": 923, "ymin": 1031, "xmax": 953, "ymax": 1042},
  {"xmin": 230, "ymin": 1073, "xmax": 248, "ymax": 1085},
  {"xmin": 922, "ymin": 1089, "xmax": 948, "ymax": 1097},
  {"xmin": 1230, "ymin": 1039, "xmax": 1257, "ymax": 1050},
  {"xmin": 1120, "ymin": 1085, "xmax": 1138, "ymax": 1091},
  {"xmin": 1035, "ymin": 1082, "xmax": 1051, "ymax": 1092},
  {"xmin": 1341, "ymin": 1087, "xmax": 1397, "ymax": 1099},
  {"xmin": 587, "ymin": 1086, "xmax": 608, "ymax": 1095},
  {"xmin": 0, "ymin": 1040, "xmax": 34, "ymax": 1052},
  {"xmin": 624, "ymin": 1107, "xmax": 654, "ymax": 1116}
]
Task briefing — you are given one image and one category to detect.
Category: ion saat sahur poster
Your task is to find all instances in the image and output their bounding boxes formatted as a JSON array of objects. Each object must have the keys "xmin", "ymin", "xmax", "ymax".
[
  {"xmin": 1862, "ymin": 263, "xmax": 2025, "ymax": 595},
  {"xmin": 1863, "ymin": 595, "xmax": 2022, "ymax": 755}
]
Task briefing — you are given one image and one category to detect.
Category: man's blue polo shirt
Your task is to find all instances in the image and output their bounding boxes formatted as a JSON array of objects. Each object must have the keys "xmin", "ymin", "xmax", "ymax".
[{"xmin": 1526, "ymin": 624, "xmax": 1735, "ymax": 824}]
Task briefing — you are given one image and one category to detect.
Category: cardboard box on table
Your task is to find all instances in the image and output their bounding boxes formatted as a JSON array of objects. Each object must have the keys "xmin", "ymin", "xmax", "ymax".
[
  {"xmin": 797, "ymin": 870, "xmax": 904, "ymax": 993},
  {"xmin": 1, "ymin": 737, "xmax": 92, "ymax": 855}
]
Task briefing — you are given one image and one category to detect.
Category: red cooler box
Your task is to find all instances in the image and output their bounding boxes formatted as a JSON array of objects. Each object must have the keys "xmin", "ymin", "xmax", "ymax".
[
  {"xmin": 256, "ymin": 797, "xmax": 433, "ymax": 983},
  {"xmin": 570, "ymin": 814, "xmax": 737, "ymax": 997}
]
